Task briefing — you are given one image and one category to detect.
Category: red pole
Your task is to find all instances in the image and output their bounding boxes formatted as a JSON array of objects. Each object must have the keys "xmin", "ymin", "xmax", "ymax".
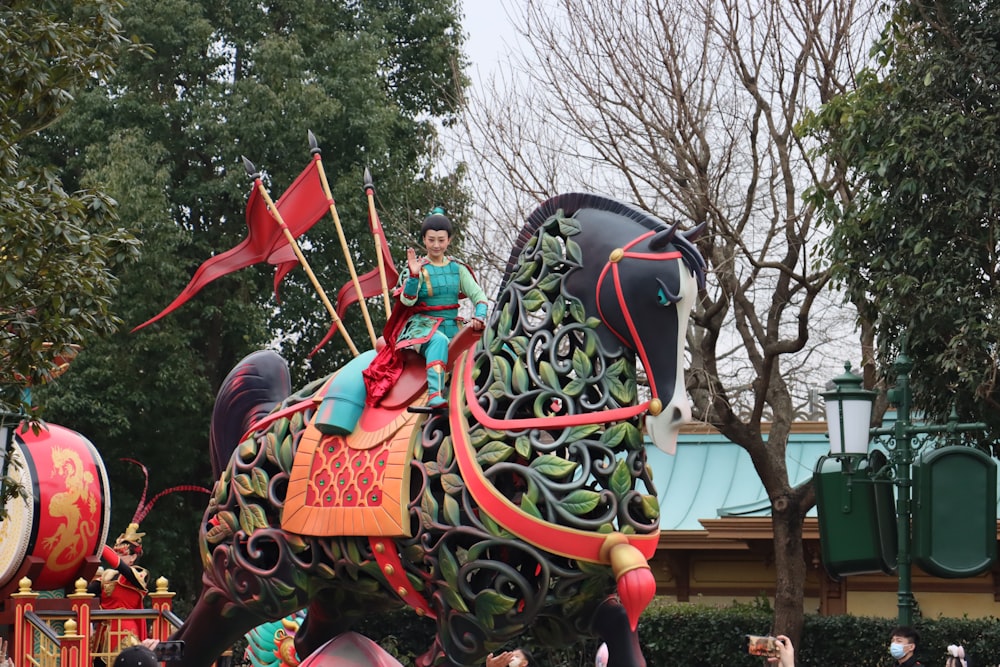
[
  {"xmin": 68, "ymin": 577, "xmax": 94, "ymax": 666},
  {"xmin": 11, "ymin": 577, "xmax": 39, "ymax": 665}
]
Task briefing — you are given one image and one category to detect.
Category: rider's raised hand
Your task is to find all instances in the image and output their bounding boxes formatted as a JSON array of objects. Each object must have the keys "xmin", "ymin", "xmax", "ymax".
[{"xmin": 407, "ymin": 248, "xmax": 420, "ymax": 277}]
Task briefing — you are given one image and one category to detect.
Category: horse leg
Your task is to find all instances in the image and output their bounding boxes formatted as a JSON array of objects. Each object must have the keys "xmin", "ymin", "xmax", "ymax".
[
  {"xmin": 592, "ymin": 596, "xmax": 646, "ymax": 667},
  {"xmin": 292, "ymin": 590, "xmax": 364, "ymax": 659},
  {"xmin": 169, "ymin": 588, "xmax": 266, "ymax": 667}
]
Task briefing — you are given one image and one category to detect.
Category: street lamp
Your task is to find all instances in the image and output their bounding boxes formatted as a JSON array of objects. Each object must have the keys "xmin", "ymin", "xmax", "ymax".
[
  {"xmin": 822, "ymin": 362, "xmax": 876, "ymax": 459},
  {"xmin": 820, "ymin": 346, "xmax": 990, "ymax": 626}
]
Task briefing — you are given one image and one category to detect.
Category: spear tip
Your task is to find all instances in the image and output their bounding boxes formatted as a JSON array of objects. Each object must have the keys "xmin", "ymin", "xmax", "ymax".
[
  {"xmin": 363, "ymin": 167, "xmax": 374, "ymax": 193},
  {"xmin": 308, "ymin": 130, "xmax": 321, "ymax": 156},
  {"xmin": 241, "ymin": 156, "xmax": 260, "ymax": 179}
]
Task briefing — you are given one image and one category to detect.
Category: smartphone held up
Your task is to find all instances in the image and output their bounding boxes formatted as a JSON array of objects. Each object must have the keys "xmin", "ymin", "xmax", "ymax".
[
  {"xmin": 153, "ymin": 640, "xmax": 185, "ymax": 662},
  {"xmin": 744, "ymin": 634, "xmax": 780, "ymax": 658}
]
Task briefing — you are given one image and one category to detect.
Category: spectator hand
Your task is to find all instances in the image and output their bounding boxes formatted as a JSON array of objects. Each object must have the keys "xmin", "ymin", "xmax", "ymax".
[
  {"xmin": 486, "ymin": 651, "xmax": 513, "ymax": 667},
  {"xmin": 766, "ymin": 635, "xmax": 795, "ymax": 667}
]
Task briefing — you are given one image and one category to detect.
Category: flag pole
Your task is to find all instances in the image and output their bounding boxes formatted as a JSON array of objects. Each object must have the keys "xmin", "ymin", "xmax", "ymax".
[
  {"xmin": 242, "ymin": 157, "xmax": 359, "ymax": 357},
  {"xmin": 308, "ymin": 132, "xmax": 378, "ymax": 347},
  {"xmin": 363, "ymin": 167, "xmax": 393, "ymax": 317}
]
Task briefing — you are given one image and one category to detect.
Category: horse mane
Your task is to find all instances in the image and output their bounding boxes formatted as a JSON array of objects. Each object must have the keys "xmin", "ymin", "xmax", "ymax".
[{"xmin": 501, "ymin": 192, "xmax": 706, "ymax": 290}]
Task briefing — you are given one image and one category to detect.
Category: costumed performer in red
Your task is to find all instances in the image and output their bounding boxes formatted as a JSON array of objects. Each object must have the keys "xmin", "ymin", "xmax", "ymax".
[
  {"xmin": 88, "ymin": 522, "xmax": 148, "ymax": 665},
  {"xmin": 88, "ymin": 459, "xmax": 209, "ymax": 666}
]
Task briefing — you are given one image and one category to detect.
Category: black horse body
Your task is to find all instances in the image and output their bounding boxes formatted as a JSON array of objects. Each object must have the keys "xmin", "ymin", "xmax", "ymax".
[{"xmin": 171, "ymin": 193, "xmax": 706, "ymax": 667}]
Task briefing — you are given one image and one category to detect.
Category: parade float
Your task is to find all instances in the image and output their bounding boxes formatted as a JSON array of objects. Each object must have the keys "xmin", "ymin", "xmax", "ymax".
[{"xmin": 2, "ymin": 134, "xmax": 706, "ymax": 667}]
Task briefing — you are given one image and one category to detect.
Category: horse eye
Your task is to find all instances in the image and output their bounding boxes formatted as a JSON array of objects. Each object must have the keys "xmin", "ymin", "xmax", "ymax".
[{"xmin": 656, "ymin": 277, "xmax": 680, "ymax": 306}]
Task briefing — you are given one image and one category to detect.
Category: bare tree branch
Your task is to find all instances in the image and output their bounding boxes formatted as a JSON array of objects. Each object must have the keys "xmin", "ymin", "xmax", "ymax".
[{"xmin": 453, "ymin": 0, "xmax": 881, "ymax": 639}]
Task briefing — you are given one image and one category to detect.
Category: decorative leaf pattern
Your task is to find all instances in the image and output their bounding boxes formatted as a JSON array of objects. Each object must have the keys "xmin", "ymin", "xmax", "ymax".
[
  {"xmin": 459, "ymin": 209, "xmax": 657, "ymax": 535},
  {"xmin": 400, "ymin": 208, "xmax": 665, "ymax": 655}
]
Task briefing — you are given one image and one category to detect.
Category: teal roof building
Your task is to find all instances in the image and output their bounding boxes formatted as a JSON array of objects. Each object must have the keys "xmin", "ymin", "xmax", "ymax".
[{"xmin": 642, "ymin": 420, "xmax": 1000, "ymax": 620}]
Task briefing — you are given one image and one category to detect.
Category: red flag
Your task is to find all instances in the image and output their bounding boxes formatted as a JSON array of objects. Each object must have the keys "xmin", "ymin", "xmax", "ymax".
[
  {"xmin": 307, "ymin": 204, "xmax": 399, "ymax": 357},
  {"xmin": 266, "ymin": 155, "xmax": 331, "ymax": 294},
  {"xmin": 335, "ymin": 260, "xmax": 399, "ymax": 320},
  {"xmin": 269, "ymin": 243, "xmax": 298, "ymax": 303},
  {"xmin": 307, "ymin": 256, "xmax": 401, "ymax": 358},
  {"xmin": 334, "ymin": 229, "xmax": 398, "ymax": 320},
  {"xmin": 133, "ymin": 157, "xmax": 330, "ymax": 331}
]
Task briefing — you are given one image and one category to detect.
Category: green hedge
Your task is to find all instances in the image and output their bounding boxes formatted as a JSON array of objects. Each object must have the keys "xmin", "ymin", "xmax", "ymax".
[{"xmin": 235, "ymin": 601, "xmax": 1000, "ymax": 666}]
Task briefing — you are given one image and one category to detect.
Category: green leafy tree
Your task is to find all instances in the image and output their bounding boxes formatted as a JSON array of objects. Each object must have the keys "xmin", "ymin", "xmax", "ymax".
[
  {"xmin": 29, "ymin": 0, "xmax": 468, "ymax": 601},
  {"xmin": 805, "ymin": 0, "xmax": 1000, "ymax": 440},
  {"xmin": 0, "ymin": 0, "xmax": 140, "ymax": 518}
]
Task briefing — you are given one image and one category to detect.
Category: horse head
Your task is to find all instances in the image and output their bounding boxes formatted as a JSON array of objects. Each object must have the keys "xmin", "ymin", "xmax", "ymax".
[{"xmin": 511, "ymin": 193, "xmax": 706, "ymax": 454}]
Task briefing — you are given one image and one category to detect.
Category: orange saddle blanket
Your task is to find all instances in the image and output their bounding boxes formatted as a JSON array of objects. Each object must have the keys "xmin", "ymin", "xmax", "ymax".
[{"xmin": 280, "ymin": 328, "xmax": 480, "ymax": 538}]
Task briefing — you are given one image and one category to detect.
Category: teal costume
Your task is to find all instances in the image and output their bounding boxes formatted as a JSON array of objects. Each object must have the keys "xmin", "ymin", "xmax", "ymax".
[{"xmin": 396, "ymin": 257, "xmax": 488, "ymax": 407}]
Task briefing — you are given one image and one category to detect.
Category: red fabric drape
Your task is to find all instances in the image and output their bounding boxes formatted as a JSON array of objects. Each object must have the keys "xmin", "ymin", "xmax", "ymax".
[{"xmin": 359, "ymin": 303, "xmax": 413, "ymax": 406}]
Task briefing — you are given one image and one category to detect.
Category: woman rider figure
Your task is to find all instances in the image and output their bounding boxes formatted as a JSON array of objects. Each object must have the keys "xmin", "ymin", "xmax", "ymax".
[
  {"xmin": 315, "ymin": 208, "xmax": 489, "ymax": 433},
  {"xmin": 391, "ymin": 209, "xmax": 488, "ymax": 409}
]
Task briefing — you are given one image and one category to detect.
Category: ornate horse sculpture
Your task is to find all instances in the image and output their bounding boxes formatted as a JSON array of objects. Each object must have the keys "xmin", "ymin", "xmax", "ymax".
[{"xmin": 172, "ymin": 193, "xmax": 706, "ymax": 667}]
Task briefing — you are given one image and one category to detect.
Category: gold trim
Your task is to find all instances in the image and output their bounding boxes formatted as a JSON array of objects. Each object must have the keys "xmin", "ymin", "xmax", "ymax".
[
  {"xmin": 421, "ymin": 267, "xmax": 433, "ymax": 297},
  {"xmin": 345, "ymin": 397, "xmax": 424, "ymax": 450}
]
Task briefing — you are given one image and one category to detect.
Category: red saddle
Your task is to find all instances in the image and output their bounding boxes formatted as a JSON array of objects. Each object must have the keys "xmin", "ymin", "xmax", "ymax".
[{"xmin": 375, "ymin": 327, "xmax": 481, "ymax": 410}]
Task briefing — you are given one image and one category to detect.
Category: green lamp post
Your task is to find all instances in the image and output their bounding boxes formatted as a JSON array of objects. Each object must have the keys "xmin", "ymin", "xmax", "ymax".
[{"xmin": 821, "ymin": 346, "xmax": 991, "ymax": 626}]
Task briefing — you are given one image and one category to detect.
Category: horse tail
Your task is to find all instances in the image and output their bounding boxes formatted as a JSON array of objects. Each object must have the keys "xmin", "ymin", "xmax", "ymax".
[{"xmin": 210, "ymin": 350, "xmax": 291, "ymax": 478}]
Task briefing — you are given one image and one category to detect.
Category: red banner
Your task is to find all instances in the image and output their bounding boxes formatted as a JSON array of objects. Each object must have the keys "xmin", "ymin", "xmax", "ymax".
[
  {"xmin": 133, "ymin": 157, "xmax": 330, "ymax": 331},
  {"xmin": 308, "ymin": 203, "xmax": 399, "ymax": 357}
]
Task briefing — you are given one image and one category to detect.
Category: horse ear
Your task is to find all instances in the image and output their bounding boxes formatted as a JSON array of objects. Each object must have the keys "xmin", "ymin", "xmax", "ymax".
[
  {"xmin": 648, "ymin": 221, "xmax": 680, "ymax": 250},
  {"xmin": 683, "ymin": 221, "xmax": 707, "ymax": 242}
]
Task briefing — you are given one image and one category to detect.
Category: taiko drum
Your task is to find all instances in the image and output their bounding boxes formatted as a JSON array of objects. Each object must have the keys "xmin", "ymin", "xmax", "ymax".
[{"xmin": 0, "ymin": 421, "xmax": 111, "ymax": 590}]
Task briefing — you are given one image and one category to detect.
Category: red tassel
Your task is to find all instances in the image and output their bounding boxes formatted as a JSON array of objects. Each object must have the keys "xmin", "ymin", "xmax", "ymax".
[
  {"xmin": 616, "ymin": 564, "xmax": 656, "ymax": 631},
  {"xmin": 601, "ymin": 536, "xmax": 655, "ymax": 631}
]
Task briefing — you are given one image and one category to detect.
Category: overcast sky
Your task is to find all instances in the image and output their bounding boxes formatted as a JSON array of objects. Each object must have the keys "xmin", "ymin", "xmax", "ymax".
[{"xmin": 459, "ymin": 1, "xmax": 521, "ymax": 88}]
